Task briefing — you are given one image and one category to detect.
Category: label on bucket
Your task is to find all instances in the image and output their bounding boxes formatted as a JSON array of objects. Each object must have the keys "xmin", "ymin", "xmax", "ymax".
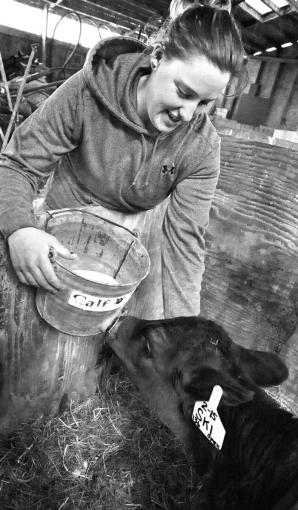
[{"xmin": 68, "ymin": 290, "xmax": 133, "ymax": 312}]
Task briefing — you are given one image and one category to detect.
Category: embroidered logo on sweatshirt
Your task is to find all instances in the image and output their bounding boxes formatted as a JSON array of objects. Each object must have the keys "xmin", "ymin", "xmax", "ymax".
[{"xmin": 162, "ymin": 164, "xmax": 175, "ymax": 176}]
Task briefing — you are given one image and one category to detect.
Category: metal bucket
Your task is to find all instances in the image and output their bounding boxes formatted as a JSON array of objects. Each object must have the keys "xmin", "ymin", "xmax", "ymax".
[{"xmin": 35, "ymin": 209, "xmax": 150, "ymax": 336}]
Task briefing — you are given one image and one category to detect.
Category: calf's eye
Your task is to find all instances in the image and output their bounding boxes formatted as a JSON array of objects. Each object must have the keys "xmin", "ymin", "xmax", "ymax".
[{"xmin": 140, "ymin": 335, "xmax": 152, "ymax": 358}]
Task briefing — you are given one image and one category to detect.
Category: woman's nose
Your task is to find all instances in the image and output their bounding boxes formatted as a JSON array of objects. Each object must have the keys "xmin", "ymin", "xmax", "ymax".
[{"xmin": 181, "ymin": 100, "xmax": 200, "ymax": 122}]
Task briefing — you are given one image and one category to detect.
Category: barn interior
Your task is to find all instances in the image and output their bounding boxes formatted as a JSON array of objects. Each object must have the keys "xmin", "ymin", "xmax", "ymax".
[
  {"xmin": 0, "ymin": 1, "xmax": 298, "ymax": 509},
  {"xmin": 1, "ymin": 0, "xmax": 298, "ymax": 134}
]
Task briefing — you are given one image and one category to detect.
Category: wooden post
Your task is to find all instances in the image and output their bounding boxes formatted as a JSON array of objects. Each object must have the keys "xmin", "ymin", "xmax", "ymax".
[
  {"xmin": 0, "ymin": 204, "xmax": 155, "ymax": 433},
  {"xmin": 265, "ymin": 64, "xmax": 298, "ymax": 128},
  {"xmin": 0, "ymin": 235, "xmax": 104, "ymax": 433}
]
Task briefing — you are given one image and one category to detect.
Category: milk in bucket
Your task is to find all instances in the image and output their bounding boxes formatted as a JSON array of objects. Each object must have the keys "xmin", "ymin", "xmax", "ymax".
[{"xmin": 72, "ymin": 270, "xmax": 119, "ymax": 285}]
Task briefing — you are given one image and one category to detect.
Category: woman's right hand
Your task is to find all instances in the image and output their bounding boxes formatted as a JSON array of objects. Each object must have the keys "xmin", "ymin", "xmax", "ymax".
[{"xmin": 8, "ymin": 227, "xmax": 77, "ymax": 293}]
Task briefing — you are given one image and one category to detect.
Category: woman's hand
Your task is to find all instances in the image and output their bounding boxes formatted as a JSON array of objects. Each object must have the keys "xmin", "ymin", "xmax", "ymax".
[{"xmin": 8, "ymin": 227, "xmax": 76, "ymax": 293}]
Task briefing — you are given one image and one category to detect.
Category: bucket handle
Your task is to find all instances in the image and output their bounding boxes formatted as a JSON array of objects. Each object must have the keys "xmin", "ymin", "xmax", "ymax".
[{"xmin": 46, "ymin": 207, "xmax": 140, "ymax": 238}]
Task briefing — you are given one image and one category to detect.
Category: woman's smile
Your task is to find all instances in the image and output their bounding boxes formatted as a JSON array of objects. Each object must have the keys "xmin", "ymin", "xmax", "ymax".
[
  {"xmin": 167, "ymin": 110, "xmax": 182, "ymax": 123},
  {"xmin": 137, "ymin": 53, "xmax": 230, "ymax": 133}
]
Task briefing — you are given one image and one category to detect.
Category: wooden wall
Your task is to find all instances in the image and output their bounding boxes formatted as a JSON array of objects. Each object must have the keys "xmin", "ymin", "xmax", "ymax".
[
  {"xmin": 218, "ymin": 57, "xmax": 298, "ymax": 130},
  {"xmin": 201, "ymin": 135, "xmax": 298, "ymax": 414}
]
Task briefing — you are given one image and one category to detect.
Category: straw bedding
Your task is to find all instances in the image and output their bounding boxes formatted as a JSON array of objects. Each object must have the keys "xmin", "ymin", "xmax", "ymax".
[{"xmin": 0, "ymin": 367, "xmax": 202, "ymax": 510}]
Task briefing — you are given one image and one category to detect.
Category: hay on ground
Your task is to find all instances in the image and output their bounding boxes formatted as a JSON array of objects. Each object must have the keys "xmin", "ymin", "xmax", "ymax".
[{"xmin": 0, "ymin": 368, "xmax": 203, "ymax": 510}]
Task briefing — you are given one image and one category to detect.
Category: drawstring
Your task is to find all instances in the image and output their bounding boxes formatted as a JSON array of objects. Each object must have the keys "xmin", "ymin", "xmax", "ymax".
[
  {"xmin": 145, "ymin": 135, "xmax": 159, "ymax": 187},
  {"xmin": 129, "ymin": 134, "xmax": 146, "ymax": 189},
  {"xmin": 130, "ymin": 134, "xmax": 160, "ymax": 189}
]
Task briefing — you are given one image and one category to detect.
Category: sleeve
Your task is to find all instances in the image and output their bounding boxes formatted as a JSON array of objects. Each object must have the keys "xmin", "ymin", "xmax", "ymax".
[
  {"xmin": 161, "ymin": 139, "xmax": 220, "ymax": 317},
  {"xmin": 0, "ymin": 71, "xmax": 85, "ymax": 239}
]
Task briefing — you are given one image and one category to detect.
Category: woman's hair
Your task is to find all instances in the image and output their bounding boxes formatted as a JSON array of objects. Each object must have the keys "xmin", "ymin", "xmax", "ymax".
[
  {"xmin": 169, "ymin": 0, "xmax": 231, "ymax": 18},
  {"xmin": 162, "ymin": 6, "xmax": 246, "ymax": 79}
]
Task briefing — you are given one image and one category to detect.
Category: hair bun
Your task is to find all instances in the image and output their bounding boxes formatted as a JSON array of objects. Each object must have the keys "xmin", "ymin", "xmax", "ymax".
[{"xmin": 169, "ymin": 0, "xmax": 231, "ymax": 19}]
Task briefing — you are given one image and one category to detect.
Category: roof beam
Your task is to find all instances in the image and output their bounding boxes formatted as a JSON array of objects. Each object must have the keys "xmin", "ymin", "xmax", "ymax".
[
  {"xmin": 255, "ymin": 17, "xmax": 296, "ymax": 46},
  {"xmin": 39, "ymin": 0, "xmax": 160, "ymax": 30},
  {"xmin": 262, "ymin": 4, "xmax": 294, "ymax": 20},
  {"xmin": 238, "ymin": 2, "xmax": 264, "ymax": 21},
  {"xmin": 236, "ymin": 2, "xmax": 293, "ymax": 24},
  {"xmin": 243, "ymin": 37, "xmax": 277, "ymax": 53},
  {"xmin": 241, "ymin": 27, "xmax": 270, "ymax": 48},
  {"xmin": 251, "ymin": 55, "xmax": 298, "ymax": 63},
  {"xmin": 260, "ymin": 0, "xmax": 282, "ymax": 14},
  {"xmin": 285, "ymin": 0, "xmax": 298, "ymax": 12}
]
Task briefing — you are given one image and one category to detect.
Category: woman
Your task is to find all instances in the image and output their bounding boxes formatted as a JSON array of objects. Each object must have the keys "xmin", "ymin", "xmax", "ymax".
[{"xmin": 0, "ymin": 6, "xmax": 246, "ymax": 322}]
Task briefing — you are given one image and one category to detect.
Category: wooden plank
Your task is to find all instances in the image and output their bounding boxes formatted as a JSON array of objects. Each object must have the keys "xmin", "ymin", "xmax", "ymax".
[
  {"xmin": 265, "ymin": 64, "xmax": 298, "ymax": 127},
  {"xmin": 201, "ymin": 135, "xmax": 298, "ymax": 413},
  {"xmin": 261, "ymin": 0, "xmax": 282, "ymax": 15},
  {"xmin": 247, "ymin": 59, "xmax": 263, "ymax": 85},
  {"xmin": 259, "ymin": 60, "xmax": 280, "ymax": 98},
  {"xmin": 238, "ymin": 2, "xmax": 264, "ymax": 21}
]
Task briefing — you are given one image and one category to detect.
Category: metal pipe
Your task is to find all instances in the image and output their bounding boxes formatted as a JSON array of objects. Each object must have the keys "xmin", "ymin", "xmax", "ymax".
[
  {"xmin": 1, "ymin": 44, "xmax": 38, "ymax": 152},
  {"xmin": 41, "ymin": 4, "xmax": 49, "ymax": 66},
  {"xmin": 40, "ymin": 0, "xmax": 157, "ymax": 32},
  {"xmin": 22, "ymin": 79, "xmax": 65, "ymax": 94},
  {"xmin": 251, "ymin": 55, "xmax": 298, "ymax": 64},
  {"xmin": 0, "ymin": 51, "xmax": 13, "ymax": 112},
  {"xmin": 113, "ymin": 240, "xmax": 135, "ymax": 279}
]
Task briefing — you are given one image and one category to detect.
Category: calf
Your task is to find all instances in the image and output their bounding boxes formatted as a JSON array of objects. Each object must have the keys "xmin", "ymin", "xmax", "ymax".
[{"xmin": 107, "ymin": 316, "xmax": 298, "ymax": 510}]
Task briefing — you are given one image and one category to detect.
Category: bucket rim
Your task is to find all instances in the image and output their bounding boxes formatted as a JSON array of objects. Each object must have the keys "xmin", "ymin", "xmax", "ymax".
[
  {"xmin": 53, "ymin": 256, "xmax": 150, "ymax": 289},
  {"xmin": 47, "ymin": 207, "xmax": 151, "ymax": 286},
  {"xmin": 47, "ymin": 208, "xmax": 140, "ymax": 239}
]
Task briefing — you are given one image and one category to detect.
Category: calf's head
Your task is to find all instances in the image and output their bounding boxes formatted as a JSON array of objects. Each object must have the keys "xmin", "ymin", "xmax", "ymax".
[{"xmin": 107, "ymin": 316, "xmax": 288, "ymax": 445}]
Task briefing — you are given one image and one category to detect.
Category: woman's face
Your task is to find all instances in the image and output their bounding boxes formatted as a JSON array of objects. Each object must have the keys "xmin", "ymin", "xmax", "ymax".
[{"xmin": 138, "ymin": 52, "xmax": 230, "ymax": 133}]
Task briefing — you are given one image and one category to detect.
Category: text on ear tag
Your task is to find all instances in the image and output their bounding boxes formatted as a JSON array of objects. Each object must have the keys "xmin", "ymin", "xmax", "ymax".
[{"xmin": 192, "ymin": 385, "xmax": 226, "ymax": 450}]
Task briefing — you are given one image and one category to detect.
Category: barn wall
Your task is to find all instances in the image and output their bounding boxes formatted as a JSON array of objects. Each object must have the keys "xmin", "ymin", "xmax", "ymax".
[
  {"xmin": 201, "ymin": 135, "xmax": 298, "ymax": 414},
  {"xmin": 226, "ymin": 57, "xmax": 298, "ymax": 130},
  {"xmin": 283, "ymin": 77, "xmax": 298, "ymax": 130}
]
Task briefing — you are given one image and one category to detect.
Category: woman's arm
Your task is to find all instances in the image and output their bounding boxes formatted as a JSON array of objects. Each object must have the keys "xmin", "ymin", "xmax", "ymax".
[
  {"xmin": 161, "ymin": 140, "xmax": 220, "ymax": 316},
  {"xmin": 0, "ymin": 71, "xmax": 85, "ymax": 290},
  {"xmin": 0, "ymin": 71, "xmax": 85, "ymax": 239}
]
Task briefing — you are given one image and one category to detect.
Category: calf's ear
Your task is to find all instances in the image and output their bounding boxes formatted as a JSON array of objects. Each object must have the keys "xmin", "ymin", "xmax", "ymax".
[
  {"xmin": 239, "ymin": 348, "xmax": 288, "ymax": 386},
  {"xmin": 183, "ymin": 367, "xmax": 254, "ymax": 406}
]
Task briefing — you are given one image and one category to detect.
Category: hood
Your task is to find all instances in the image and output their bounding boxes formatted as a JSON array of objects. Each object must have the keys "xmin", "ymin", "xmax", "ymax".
[{"xmin": 83, "ymin": 36, "xmax": 151, "ymax": 134}]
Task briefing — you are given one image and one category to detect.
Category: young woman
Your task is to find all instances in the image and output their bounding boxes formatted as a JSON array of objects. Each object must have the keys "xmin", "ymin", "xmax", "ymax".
[{"xmin": 0, "ymin": 6, "xmax": 246, "ymax": 322}]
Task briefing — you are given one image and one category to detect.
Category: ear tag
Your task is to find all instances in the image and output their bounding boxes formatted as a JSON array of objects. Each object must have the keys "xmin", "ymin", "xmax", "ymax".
[{"xmin": 192, "ymin": 385, "xmax": 226, "ymax": 450}]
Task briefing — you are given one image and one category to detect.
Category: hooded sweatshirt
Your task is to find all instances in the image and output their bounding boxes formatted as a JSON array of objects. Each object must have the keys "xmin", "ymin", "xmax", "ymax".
[{"xmin": 0, "ymin": 37, "xmax": 220, "ymax": 317}]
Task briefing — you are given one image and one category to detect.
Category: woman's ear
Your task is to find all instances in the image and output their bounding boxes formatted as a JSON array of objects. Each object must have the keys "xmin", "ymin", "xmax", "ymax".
[
  {"xmin": 150, "ymin": 43, "xmax": 164, "ymax": 69},
  {"xmin": 150, "ymin": 56, "xmax": 159, "ymax": 71}
]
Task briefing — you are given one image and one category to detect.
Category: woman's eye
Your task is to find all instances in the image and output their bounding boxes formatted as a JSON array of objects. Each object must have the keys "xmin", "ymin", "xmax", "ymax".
[
  {"xmin": 177, "ymin": 88, "xmax": 191, "ymax": 99},
  {"xmin": 199, "ymin": 99, "xmax": 210, "ymax": 106}
]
